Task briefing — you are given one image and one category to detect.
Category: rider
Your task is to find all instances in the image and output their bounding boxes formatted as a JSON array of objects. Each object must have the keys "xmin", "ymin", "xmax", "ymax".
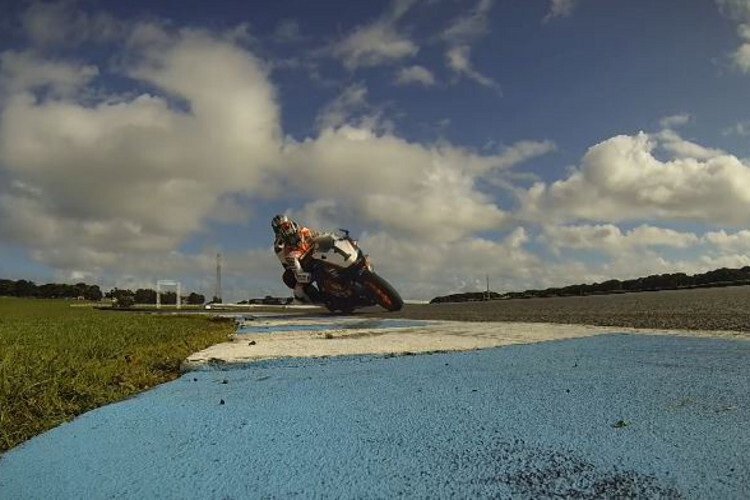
[{"xmin": 272, "ymin": 214, "xmax": 322, "ymax": 304}]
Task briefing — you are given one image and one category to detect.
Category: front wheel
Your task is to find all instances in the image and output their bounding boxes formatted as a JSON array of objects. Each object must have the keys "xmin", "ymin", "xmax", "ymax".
[{"xmin": 362, "ymin": 272, "xmax": 403, "ymax": 312}]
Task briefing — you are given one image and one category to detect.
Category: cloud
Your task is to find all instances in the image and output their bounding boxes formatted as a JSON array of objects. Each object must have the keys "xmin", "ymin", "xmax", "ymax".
[
  {"xmin": 722, "ymin": 120, "xmax": 750, "ymax": 136},
  {"xmin": 282, "ymin": 126, "xmax": 550, "ymax": 242},
  {"xmin": 0, "ymin": 7, "xmax": 558, "ymax": 296},
  {"xmin": 542, "ymin": 224, "xmax": 700, "ymax": 255},
  {"xmin": 716, "ymin": 0, "xmax": 750, "ymax": 20},
  {"xmin": 357, "ymin": 228, "xmax": 542, "ymax": 298},
  {"xmin": 658, "ymin": 113, "xmax": 690, "ymax": 129},
  {"xmin": 714, "ymin": 2, "xmax": 750, "ymax": 72},
  {"xmin": 655, "ymin": 129, "xmax": 725, "ymax": 161},
  {"xmin": 0, "ymin": 24, "xmax": 283, "ymax": 279},
  {"xmin": 0, "ymin": 50, "xmax": 99, "ymax": 98},
  {"xmin": 10, "ymin": 3, "xmax": 748, "ymax": 302},
  {"xmin": 732, "ymin": 24, "xmax": 750, "ymax": 72},
  {"xmin": 273, "ymin": 19, "xmax": 302, "ymax": 43},
  {"xmin": 313, "ymin": 83, "xmax": 396, "ymax": 135},
  {"xmin": 442, "ymin": 0, "xmax": 494, "ymax": 44},
  {"xmin": 522, "ymin": 132, "xmax": 750, "ymax": 226},
  {"xmin": 22, "ymin": 1, "xmax": 125, "ymax": 46},
  {"xmin": 441, "ymin": 0, "xmax": 500, "ymax": 90},
  {"xmin": 394, "ymin": 65, "xmax": 436, "ymax": 86},
  {"xmin": 331, "ymin": 0, "xmax": 418, "ymax": 70},
  {"xmin": 544, "ymin": 0, "xmax": 581, "ymax": 21},
  {"xmin": 445, "ymin": 45, "xmax": 499, "ymax": 89},
  {"xmin": 704, "ymin": 229, "xmax": 750, "ymax": 251}
]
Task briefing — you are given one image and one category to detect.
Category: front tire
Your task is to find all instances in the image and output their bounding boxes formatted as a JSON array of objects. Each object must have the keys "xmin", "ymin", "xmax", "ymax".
[{"xmin": 362, "ymin": 272, "xmax": 403, "ymax": 312}]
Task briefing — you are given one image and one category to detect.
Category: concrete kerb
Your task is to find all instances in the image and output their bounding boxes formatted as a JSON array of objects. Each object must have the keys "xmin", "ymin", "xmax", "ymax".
[{"xmin": 182, "ymin": 315, "xmax": 750, "ymax": 371}]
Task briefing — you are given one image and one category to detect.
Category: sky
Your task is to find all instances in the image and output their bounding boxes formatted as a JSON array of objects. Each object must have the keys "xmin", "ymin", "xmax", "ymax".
[{"xmin": 1, "ymin": 0, "xmax": 750, "ymax": 301}]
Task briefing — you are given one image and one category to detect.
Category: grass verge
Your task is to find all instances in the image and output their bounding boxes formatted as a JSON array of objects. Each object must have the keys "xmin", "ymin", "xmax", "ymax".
[{"xmin": 0, "ymin": 298, "xmax": 233, "ymax": 453}]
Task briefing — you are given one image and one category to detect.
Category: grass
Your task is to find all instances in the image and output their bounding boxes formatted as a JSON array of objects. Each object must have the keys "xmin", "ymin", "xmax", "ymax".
[{"xmin": 0, "ymin": 298, "xmax": 234, "ymax": 453}]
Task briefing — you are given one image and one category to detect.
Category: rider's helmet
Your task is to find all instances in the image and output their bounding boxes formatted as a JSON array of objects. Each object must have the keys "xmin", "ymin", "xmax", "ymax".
[{"xmin": 272, "ymin": 214, "xmax": 301, "ymax": 245}]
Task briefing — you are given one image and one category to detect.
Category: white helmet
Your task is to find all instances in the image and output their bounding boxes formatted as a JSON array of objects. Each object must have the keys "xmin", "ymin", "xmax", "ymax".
[{"xmin": 272, "ymin": 214, "xmax": 300, "ymax": 245}]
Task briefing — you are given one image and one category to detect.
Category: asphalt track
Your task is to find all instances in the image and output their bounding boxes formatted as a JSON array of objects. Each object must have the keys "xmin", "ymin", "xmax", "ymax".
[{"xmin": 2, "ymin": 326, "xmax": 749, "ymax": 498}]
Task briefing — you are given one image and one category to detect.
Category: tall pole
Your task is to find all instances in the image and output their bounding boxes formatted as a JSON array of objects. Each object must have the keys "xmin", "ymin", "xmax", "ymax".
[
  {"xmin": 216, "ymin": 253, "xmax": 222, "ymax": 303},
  {"xmin": 486, "ymin": 274, "xmax": 490, "ymax": 301}
]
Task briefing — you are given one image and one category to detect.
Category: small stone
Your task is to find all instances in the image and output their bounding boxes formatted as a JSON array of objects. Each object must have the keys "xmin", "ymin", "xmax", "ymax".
[
  {"xmin": 222, "ymin": 379, "xmax": 228, "ymax": 384},
  {"xmin": 193, "ymin": 378, "xmax": 198, "ymax": 382},
  {"xmin": 566, "ymin": 389, "xmax": 570, "ymax": 393},
  {"xmin": 249, "ymin": 340, "xmax": 257, "ymax": 346},
  {"xmin": 220, "ymin": 399, "xmax": 225, "ymax": 405},
  {"xmin": 613, "ymin": 420, "xmax": 630, "ymax": 428}
]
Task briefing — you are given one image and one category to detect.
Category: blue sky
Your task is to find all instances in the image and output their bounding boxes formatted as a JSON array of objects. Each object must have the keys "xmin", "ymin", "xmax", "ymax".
[{"xmin": 1, "ymin": 0, "xmax": 750, "ymax": 300}]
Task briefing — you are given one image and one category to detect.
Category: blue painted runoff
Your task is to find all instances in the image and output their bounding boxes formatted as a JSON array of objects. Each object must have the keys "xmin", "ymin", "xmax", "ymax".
[
  {"xmin": 237, "ymin": 318, "xmax": 430, "ymax": 334},
  {"xmin": 1, "ymin": 334, "xmax": 749, "ymax": 499}
]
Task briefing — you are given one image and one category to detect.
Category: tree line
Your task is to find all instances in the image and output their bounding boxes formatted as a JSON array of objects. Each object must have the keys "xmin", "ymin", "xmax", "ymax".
[
  {"xmin": 0, "ymin": 280, "xmax": 104, "ymax": 301},
  {"xmin": 0, "ymin": 279, "xmax": 205, "ymax": 305},
  {"xmin": 431, "ymin": 266, "xmax": 750, "ymax": 303},
  {"xmin": 108, "ymin": 288, "xmax": 205, "ymax": 306}
]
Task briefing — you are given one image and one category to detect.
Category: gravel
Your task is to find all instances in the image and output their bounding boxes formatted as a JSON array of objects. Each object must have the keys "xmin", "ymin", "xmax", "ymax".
[{"xmin": 365, "ymin": 285, "xmax": 750, "ymax": 332}]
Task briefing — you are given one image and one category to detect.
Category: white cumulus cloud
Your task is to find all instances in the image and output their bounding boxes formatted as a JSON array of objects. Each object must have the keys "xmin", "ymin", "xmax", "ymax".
[
  {"xmin": 282, "ymin": 126, "xmax": 554, "ymax": 242},
  {"xmin": 0, "ymin": 25, "xmax": 283, "ymax": 279},
  {"xmin": 522, "ymin": 132, "xmax": 750, "ymax": 226},
  {"xmin": 0, "ymin": 50, "xmax": 99, "ymax": 98},
  {"xmin": 542, "ymin": 224, "xmax": 700, "ymax": 255}
]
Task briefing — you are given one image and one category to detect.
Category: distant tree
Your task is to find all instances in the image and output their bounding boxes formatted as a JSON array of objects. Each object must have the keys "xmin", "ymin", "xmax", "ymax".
[
  {"xmin": 0, "ymin": 279, "xmax": 14, "ymax": 296},
  {"xmin": 109, "ymin": 288, "xmax": 135, "ymax": 307},
  {"xmin": 115, "ymin": 294, "xmax": 135, "ymax": 308},
  {"xmin": 186, "ymin": 292, "xmax": 205, "ymax": 305},
  {"xmin": 14, "ymin": 280, "xmax": 37, "ymax": 297},
  {"xmin": 156, "ymin": 291, "xmax": 176, "ymax": 305},
  {"xmin": 134, "ymin": 288, "xmax": 157, "ymax": 304},
  {"xmin": 211, "ymin": 296, "xmax": 222, "ymax": 304},
  {"xmin": 83, "ymin": 285, "xmax": 103, "ymax": 301}
]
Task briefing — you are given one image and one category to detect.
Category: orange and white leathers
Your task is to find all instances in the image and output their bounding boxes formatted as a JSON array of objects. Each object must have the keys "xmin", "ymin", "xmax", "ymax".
[{"xmin": 274, "ymin": 227, "xmax": 318, "ymax": 301}]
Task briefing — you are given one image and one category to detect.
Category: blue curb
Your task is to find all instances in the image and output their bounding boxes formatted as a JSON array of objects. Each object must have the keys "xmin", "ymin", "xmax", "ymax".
[{"xmin": 1, "ymin": 334, "xmax": 749, "ymax": 498}]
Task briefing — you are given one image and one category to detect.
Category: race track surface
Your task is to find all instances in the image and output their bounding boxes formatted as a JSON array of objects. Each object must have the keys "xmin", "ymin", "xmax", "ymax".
[
  {"xmin": 2, "ymin": 333, "xmax": 748, "ymax": 499},
  {"xmin": 366, "ymin": 285, "xmax": 750, "ymax": 332}
]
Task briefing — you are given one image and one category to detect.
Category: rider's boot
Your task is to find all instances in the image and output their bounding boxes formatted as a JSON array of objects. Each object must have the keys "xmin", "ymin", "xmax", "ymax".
[{"xmin": 293, "ymin": 284, "xmax": 323, "ymax": 305}]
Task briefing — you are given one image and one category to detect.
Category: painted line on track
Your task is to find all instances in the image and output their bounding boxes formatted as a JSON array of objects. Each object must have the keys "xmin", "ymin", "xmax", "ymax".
[{"xmin": 184, "ymin": 314, "xmax": 750, "ymax": 370}]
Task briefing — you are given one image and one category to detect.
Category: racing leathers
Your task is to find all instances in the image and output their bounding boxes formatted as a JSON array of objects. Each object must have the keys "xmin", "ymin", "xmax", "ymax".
[{"xmin": 274, "ymin": 226, "xmax": 322, "ymax": 303}]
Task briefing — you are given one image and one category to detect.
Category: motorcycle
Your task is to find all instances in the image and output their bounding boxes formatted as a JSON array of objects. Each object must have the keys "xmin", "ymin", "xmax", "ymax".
[{"xmin": 301, "ymin": 230, "xmax": 403, "ymax": 314}]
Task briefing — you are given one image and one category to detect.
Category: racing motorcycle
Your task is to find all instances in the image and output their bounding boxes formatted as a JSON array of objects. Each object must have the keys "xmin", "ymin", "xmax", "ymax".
[{"xmin": 300, "ymin": 230, "xmax": 403, "ymax": 314}]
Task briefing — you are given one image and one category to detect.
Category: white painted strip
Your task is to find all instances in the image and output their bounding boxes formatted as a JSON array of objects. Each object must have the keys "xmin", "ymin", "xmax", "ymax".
[{"xmin": 184, "ymin": 316, "xmax": 750, "ymax": 370}]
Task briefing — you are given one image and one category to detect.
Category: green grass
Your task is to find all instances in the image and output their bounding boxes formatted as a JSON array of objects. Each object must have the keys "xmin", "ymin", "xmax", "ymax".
[{"xmin": 0, "ymin": 298, "xmax": 234, "ymax": 453}]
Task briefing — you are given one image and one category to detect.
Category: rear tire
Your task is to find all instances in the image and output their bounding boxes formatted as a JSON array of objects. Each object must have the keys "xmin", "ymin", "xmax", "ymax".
[{"xmin": 362, "ymin": 272, "xmax": 403, "ymax": 312}]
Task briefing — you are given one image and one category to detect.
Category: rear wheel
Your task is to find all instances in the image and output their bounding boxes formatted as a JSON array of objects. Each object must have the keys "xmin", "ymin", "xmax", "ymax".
[{"xmin": 362, "ymin": 272, "xmax": 403, "ymax": 312}]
